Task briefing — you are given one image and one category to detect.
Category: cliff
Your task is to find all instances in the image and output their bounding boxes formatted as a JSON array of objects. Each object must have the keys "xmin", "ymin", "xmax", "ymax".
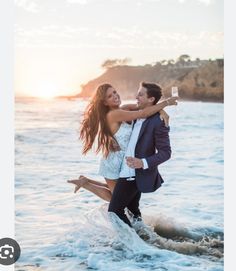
[{"xmin": 77, "ymin": 59, "xmax": 224, "ymax": 102}]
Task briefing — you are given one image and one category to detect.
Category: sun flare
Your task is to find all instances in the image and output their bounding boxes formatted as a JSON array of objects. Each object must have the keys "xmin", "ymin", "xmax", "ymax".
[{"xmin": 34, "ymin": 82, "xmax": 61, "ymax": 99}]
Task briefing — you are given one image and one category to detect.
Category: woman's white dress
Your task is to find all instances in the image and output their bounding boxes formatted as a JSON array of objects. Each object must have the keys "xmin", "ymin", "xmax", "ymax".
[{"xmin": 99, "ymin": 122, "xmax": 132, "ymax": 180}]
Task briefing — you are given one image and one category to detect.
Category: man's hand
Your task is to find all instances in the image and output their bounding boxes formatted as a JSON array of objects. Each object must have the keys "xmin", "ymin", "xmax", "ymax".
[{"xmin": 126, "ymin": 157, "xmax": 143, "ymax": 169}]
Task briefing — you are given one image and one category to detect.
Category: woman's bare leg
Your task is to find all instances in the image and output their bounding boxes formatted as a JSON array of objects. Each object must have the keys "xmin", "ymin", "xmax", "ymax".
[
  {"xmin": 67, "ymin": 176, "xmax": 112, "ymax": 202},
  {"xmin": 84, "ymin": 177, "xmax": 117, "ymax": 192},
  {"xmin": 105, "ymin": 178, "xmax": 117, "ymax": 193},
  {"xmin": 68, "ymin": 175, "xmax": 108, "ymax": 193},
  {"xmin": 82, "ymin": 176, "xmax": 108, "ymax": 188}
]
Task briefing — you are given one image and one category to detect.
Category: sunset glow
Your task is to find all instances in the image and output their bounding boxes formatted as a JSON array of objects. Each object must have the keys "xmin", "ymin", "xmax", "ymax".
[
  {"xmin": 14, "ymin": 0, "xmax": 223, "ymax": 98},
  {"xmin": 34, "ymin": 82, "xmax": 62, "ymax": 99}
]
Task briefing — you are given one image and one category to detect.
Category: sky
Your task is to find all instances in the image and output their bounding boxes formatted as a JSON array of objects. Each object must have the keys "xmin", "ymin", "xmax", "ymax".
[{"xmin": 14, "ymin": 0, "xmax": 224, "ymax": 98}]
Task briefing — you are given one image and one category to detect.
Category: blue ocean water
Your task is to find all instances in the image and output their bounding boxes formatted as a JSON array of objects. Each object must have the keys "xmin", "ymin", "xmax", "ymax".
[{"xmin": 15, "ymin": 98, "xmax": 223, "ymax": 271}]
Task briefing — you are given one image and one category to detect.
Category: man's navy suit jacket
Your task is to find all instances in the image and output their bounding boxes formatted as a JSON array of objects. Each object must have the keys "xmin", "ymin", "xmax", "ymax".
[{"xmin": 135, "ymin": 112, "xmax": 171, "ymax": 193}]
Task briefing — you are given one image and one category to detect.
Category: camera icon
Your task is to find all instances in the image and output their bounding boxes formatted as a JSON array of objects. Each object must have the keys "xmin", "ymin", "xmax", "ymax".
[
  {"xmin": 0, "ymin": 244, "xmax": 14, "ymax": 260},
  {"xmin": 0, "ymin": 238, "xmax": 21, "ymax": 266}
]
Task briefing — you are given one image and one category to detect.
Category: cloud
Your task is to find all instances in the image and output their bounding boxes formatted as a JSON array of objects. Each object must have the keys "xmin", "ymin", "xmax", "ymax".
[
  {"xmin": 67, "ymin": 0, "xmax": 88, "ymax": 4},
  {"xmin": 178, "ymin": 0, "xmax": 213, "ymax": 5},
  {"xmin": 15, "ymin": 0, "xmax": 39, "ymax": 13},
  {"xmin": 15, "ymin": 23, "xmax": 223, "ymax": 59},
  {"xmin": 15, "ymin": 25, "xmax": 90, "ymax": 47},
  {"xmin": 125, "ymin": 0, "xmax": 214, "ymax": 5},
  {"xmin": 198, "ymin": 0, "xmax": 212, "ymax": 5}
]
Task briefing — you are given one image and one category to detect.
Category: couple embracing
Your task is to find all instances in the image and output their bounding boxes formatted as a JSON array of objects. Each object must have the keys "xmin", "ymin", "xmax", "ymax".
[{"xmin": 68, "ymin": 81, "xmax": 178, "ymax": 227}]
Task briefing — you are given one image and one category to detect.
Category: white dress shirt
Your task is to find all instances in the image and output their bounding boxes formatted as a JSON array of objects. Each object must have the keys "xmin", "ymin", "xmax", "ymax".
[{"xmin": 119, "ymin": 119, "xmax": 148, "ymax": 179}]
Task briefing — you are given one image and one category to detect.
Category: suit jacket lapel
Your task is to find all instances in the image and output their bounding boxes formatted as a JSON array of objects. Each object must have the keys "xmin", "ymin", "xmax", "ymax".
[{"xmin": 137, "ymin": 118, "xmax": 150, "ymax": 142}]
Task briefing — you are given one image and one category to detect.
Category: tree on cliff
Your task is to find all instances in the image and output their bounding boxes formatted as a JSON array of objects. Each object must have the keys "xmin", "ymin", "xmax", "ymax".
[
  {"xmin": 101, "ymin": 58, "xmax": 131, "ymax": 69},
  {"xmin": 177, "ymin": 54, "xmax": 191, "ymax": 63}
]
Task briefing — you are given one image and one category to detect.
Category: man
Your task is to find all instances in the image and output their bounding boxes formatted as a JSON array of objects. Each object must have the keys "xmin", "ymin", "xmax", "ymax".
[{"xmin": 108, "ymin": 82, "xmax": 173, "ymax": 227}]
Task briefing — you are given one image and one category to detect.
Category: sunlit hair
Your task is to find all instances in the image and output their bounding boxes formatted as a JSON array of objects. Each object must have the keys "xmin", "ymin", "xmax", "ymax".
[
  {"xmin": 79, "ymin": 83, "xmax": 118, "ymax": 157},
  {"xmin": 141, "ymin": 82, "xmax": 162, "ymax": 104}
]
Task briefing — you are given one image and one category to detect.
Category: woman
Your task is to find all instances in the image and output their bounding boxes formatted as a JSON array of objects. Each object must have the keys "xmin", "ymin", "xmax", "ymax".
[{"xmin": 67, "ymin": 83, "xmax": 177, "ymax": 201}]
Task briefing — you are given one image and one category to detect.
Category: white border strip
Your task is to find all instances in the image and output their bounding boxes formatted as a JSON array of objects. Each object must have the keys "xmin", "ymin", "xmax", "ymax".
[
  {"xmin": 224, "ymin": 0, "xmax": 235, "ymax": 269},
  {"xmin": 0, "ymin": 1, "xmax": 14, "ymax": 270}
]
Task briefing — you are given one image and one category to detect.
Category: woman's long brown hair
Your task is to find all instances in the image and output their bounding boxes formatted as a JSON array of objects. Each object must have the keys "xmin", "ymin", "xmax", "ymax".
[{"xmin": 79, "ymin": 83, "xmax": 118, "ymax": 157}]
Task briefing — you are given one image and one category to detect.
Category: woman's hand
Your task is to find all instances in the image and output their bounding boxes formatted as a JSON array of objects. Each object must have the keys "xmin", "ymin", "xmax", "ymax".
[
  {"xmin": 159, "ymin": 109, "xmax": 169, "ymax": 127},
  {"xmin": 166, "ymin": 96, "xmax": 178, "ymax": 105}
]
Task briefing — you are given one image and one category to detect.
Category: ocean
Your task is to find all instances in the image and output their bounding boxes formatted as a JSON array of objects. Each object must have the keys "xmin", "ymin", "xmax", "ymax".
[{"xmin": 15, "ymin": 98, "xmax": 224, "ymax": 271}]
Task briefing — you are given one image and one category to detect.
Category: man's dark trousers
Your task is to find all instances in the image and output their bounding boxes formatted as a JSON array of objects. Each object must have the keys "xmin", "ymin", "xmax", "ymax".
[{"xmin": 108, "ymin": 177, "xmax": 141, "ymax": 227}]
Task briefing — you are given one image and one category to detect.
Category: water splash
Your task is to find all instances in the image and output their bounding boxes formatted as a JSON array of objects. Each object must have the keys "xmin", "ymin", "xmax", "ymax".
[
  {"xmin": 15, "ymin": 204, "xmax": 223, "ymax": 271},
  {"xmin": 138, "ymin": 214, "xmax": 224, "ymax": 258}
]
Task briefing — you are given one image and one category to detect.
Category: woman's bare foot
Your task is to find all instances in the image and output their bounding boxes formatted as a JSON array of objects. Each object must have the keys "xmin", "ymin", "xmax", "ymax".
[{"xmin": 67, "ymin": 175, "xmax": 88, "ymax": 193}]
